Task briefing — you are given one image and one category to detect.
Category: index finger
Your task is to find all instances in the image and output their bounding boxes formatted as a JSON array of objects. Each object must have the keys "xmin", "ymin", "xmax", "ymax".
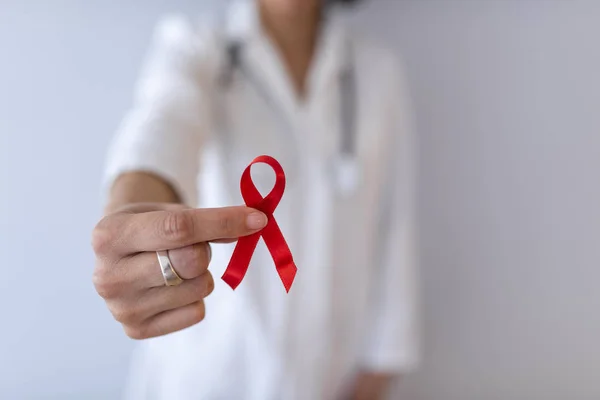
[{"xmin": 111, "ymin": 206, "xmax": 267, "ymax": 255}]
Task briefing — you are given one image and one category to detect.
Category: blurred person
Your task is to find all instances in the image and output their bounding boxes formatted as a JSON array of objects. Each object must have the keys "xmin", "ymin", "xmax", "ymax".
[{"xmin": 92, "ymin": 0, "xmax": 418, "ymax": 399}]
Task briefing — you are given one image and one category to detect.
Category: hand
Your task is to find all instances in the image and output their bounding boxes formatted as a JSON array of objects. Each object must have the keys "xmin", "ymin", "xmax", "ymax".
[
  {"xmin": 91, "ymin": 202, "xmax": 267, "ymax": 339},
  {"xmin": 349, "ymin": 372, "xmax": 395, "ymax": 400}
]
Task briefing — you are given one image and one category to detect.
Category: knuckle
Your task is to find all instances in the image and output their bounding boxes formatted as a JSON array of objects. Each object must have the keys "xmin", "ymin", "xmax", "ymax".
[
  {"xmin": 92, "ymin": 264, "xmax": 119, "ymax": 299},
  {"xmin": 160, "ymin": 211, "xmax": 195, "ymax": 242},
  {"xmin": 111, "ymin": 304, "xmax": 143, "ymax": 325},
  {"xmin": 123, "ymin": 324, "xmax": 148, "ymax": 340},
  {"xmin": 91, "ymin": 217, "xmax": 117, "ymax": 255},
  {"xmin": 217, "ymin": 211, "xmax": 236, "ymax": 236}
]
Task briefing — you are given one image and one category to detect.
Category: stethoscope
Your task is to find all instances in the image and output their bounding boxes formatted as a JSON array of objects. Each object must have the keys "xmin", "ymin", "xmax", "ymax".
[{"xmin": 219, "ymin": 39, "xmax": 360, "ymax": 197}]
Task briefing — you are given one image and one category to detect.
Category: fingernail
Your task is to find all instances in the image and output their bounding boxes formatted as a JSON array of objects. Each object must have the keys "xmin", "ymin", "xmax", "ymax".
[{"xmin": 246, "ymin": 212, "xmax": 267, "ymax": 230}]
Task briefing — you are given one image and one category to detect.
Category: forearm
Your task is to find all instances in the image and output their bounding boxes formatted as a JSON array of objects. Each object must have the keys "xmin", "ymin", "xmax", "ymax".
[{"xmin": 105, "ymin": 171, "xmax": 181, "ymax": 214}]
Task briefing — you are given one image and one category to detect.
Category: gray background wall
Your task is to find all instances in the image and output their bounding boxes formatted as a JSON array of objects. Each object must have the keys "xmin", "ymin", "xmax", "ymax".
[{"xmin": 1, "ymin": 1, "xmax": 599, "ymax": 399}]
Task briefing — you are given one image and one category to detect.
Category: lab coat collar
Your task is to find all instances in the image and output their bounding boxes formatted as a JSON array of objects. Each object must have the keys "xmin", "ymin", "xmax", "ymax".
[
  {"xmin": 309, "ymin": 11, "xmax": 351, "ymax": 95},
  {"xmin": 224, "ymin": 0, "xmax": 262, "ymax": 43}
]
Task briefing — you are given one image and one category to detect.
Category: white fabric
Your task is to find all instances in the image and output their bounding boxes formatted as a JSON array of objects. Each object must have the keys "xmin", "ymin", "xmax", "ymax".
[{"xmin": 106, "ymin": 1, "xmax": 419, "ymax": 399}]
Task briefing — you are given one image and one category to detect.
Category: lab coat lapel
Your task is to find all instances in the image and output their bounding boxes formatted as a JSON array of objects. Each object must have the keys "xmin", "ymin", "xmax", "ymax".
[{"xmin": 225, "ymin": 0, "xmax": 298, "ymax": 122}]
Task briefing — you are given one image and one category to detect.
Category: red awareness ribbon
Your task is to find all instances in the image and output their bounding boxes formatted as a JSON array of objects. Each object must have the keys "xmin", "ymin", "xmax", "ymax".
[{"xmin": 221, "ymin": 155, "xmax": 297, "ymax": 292}]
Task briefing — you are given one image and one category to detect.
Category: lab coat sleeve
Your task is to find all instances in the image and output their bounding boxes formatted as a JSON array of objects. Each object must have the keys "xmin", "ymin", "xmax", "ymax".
[
  {"xmin": 103, "ymin": 15, "xmax": 219, "ymax": 206},
  {"xmin": 360, "ymin": 59, "xmax": 420, "ymax": 373}
]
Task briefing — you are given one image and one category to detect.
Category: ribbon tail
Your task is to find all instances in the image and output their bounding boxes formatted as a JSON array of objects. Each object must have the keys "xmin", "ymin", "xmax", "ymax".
[
  {"xmin": 222, "ymin": 232, "xmax": 261, "ymax": 290},
  {"xmin": 277, "ymin": 261, "xmax": 297, "ymax": 293},
  {"xmin": 261, "ymin": 219, "xmax": 297, "ymax": 292}
]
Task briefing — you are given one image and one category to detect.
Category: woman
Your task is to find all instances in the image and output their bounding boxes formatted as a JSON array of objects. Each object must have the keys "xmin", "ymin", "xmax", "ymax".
[{"xmin": 92, "ymin": 0, "xmax": 418, "ymax": 398}]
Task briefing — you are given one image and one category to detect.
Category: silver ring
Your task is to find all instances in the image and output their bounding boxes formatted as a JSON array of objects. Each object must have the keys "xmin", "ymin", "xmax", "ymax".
[
  {"xmin": 156, "ymin": 250, "xmax": 184, "ymax": 287},
  {"xmin": 205, "ymin": 242, "xmax": 212, "ymax": 263}
]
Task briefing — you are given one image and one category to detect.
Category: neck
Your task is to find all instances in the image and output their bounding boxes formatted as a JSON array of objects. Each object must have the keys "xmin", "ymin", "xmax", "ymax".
[{"xmin": 259, "ymin": 2, "xmax": 323, "ymax": 98}]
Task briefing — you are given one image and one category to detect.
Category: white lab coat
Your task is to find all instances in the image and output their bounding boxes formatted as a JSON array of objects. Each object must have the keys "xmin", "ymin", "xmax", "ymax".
[{"xmin": 104, "ymin": 1, "xmax": 418, "ymax": 399}]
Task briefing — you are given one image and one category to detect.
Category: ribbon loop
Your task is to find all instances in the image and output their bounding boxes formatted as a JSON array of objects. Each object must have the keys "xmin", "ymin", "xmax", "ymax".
[{"xmin": 222, "ymin": 155, "xmax": 297, "ymax": 292}]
